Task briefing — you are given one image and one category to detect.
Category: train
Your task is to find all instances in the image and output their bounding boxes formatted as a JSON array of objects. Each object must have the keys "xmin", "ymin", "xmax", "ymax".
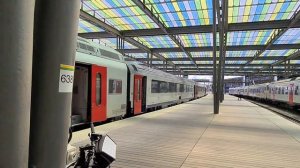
[
  {"xmin": 229, "ymin": 77, "xmax": 300, "ymax": 109},
  {"xmin": 71, "ymin": 37, "xmax": 207, "ymax": 125}
]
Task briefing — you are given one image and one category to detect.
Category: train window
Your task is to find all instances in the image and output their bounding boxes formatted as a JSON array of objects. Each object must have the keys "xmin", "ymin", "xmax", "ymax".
[
  {"xmin": 96, "ymin": 73, "xmax": 101, "ymax": 105},
  {"xmin": 78, "ymin": 42, "xmax": 87, "ymax": 50},
  {"xmin": 160, "ymin": 82, "xmax": 169, "ymax": 93},
  {"xmin": 295, "ymin": 86, "xmax": 299, "ymax": 95},
  {"xmin": 180, "ymin": 84, "xmax": 184, "ymax": 92},
  {"xmin": 285, "ymin": 87, "xmax": 288, "ymax": 95},
  {"xmin": 282, "ymin": 87, "xmax": 284, "ymax": 94},
  {"xmin": 169, "ymin": 83, "xmax": 176, "ymax": 92},
  {"xmin": 151, "ymin": 80, "xmax": 159, "ymax": 93},
  {"xmin": 109, "ymin": 79, "xmax": 122, "ymax": 94}
]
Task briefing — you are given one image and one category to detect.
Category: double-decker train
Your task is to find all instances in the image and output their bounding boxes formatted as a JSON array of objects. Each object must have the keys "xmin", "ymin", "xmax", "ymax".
[
  {"xmin": 229, "ymin": 77, "xmax": 300, "ymax": 109},
  {"xmin": 71, "ymin": 37, "xmax": 207, "ymax": 125}
]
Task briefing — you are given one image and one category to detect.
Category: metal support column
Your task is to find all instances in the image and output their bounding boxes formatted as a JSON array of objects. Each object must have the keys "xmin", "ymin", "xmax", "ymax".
[
  {"xmin": 288, "ymin": 60, "xmax": 291, "ymax": 75},
  {"xmin": 0, "ymin": 1, "xmax": 35, "ymax": 167},
  {"xmin": 212, "ymin": 0, "xmax": 219, "ymax": 114},
  {"xmin": 165, "ymin": 61, "xmax": 168, "ymax": 72},
  {"xmin": 147, "ymin": 52, "xmax": 150, "ymax": 66},
  {"xmin": 285, "ymin": 61, "xmax": 287, "ymax": 78},
  {"xmin": 150, "ymin": 52, "xmax": 153, "ymax": 68},
  {"xmin": 29, "ymin": 0, "xmax": 80, "ymax": 167}
]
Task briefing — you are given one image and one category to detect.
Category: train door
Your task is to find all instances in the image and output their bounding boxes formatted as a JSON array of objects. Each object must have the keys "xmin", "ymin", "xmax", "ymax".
[
  {"xmin": 289, "ymin": 83, "xmax": 294, "ymax": 105},
  {"xmin": 133, "ymin": 75, "xmax": 143, "ymax": 114},
  {"xmin": 91, "ymin": 65, "xmax": 107, "ymax": 122},
  {"xmin": 142, "ymin": 76, "xmax": 147, "ymax": 112},
  {"xmin": 71, "ymin": 64, "xmax": 90, "ymax": 125}
]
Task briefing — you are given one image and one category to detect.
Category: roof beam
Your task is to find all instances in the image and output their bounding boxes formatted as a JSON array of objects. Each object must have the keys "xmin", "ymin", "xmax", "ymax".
[
  {"xmin": 152, "ymin": 63, "xmax": 300, "ymax": 67},
  {"xmin": 237, "ymin": 9, "xmax": 300, "ymax": 72},
  {"xmin": 165, "ymin": 71, "xmax": 295, "ymax": 76},
  {"xmin": 136, "ymin": 56, "xmax": 298, "ymax": 62},
  {"xmin": 78, "ymin": 20, "xmax": 300, "ymax": 38},
  {"xmin": 79, "ymin": 10, "xmax": 181, "ymax": 72},
  {"xmin": 115, "ymin": 44, "xmax": 300, "ymax": 53},
  {"xmin": 131, "ymin": 0, "xmax": 199, "ymax": 72}
]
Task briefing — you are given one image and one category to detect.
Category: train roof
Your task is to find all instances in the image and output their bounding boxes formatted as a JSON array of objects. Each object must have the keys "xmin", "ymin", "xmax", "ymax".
[
  {"xmin": 126, "ymin": 61, "xmax": 195, "ymax": 84},
  {"xmin": 76, "ymin": 37, "xmax": 124, "ymax": 62}
]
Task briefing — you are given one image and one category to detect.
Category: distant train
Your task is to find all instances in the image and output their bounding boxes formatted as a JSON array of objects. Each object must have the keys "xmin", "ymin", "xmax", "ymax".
[
  {"xmin": 71, "ymin": 37, "xmax": 207, "ymax": 125},
  {"xmin": 229, "ymin": 77, "xmax": 300, "ymax": 109}
]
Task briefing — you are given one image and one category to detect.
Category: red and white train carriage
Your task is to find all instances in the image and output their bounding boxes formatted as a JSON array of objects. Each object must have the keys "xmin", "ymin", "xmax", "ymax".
[
  {"xmin": 229, "ymin": 77, "xmax": 300, "ymax": 108},
  {"xmin": 71, "ymin": 37, "xmax": 207, "ymax": 125}
]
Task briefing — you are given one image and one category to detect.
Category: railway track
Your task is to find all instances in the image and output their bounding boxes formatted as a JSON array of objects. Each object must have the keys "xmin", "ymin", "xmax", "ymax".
[{"xmin": 244, "ymin": 98, "xmax": 300, "ymax": 125}]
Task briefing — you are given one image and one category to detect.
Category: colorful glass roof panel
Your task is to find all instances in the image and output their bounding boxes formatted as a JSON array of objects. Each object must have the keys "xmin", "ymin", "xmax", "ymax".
[
  {"xmin": 82, "ymin": 0, "xmax": 158, "ymax": 30},
  {"xmin": 160, "ymin": 52, "xmax": 187, "ymax": 58},
  {"xmin": 261, "ymin": 49, "xmax": 296, "ymax": 57},
  {"xmin": 250, "ymin": 60, "xmax": 276, "ymax": 64},
  {"xmin": 134, "ymin": 36, "xmax": 178, "ymax": 48},
  {"xmin": 178, "ymin": 33, "xmax": 219, "ymax": 47},
  {"xmin": 144, "ymin": 0, "xmax": 213, "ymax": 27},
  {"xmin": 228, "ymin": 0, "xmax": 300, "ymax": 23},
  {"xmin": 227, "ymin": 30, "xmax": 276, "ymax": 46},
  {"xmin": 78, "ymin": 19, "xmax": 104, "ymax": 33},
  {"xmin": 274, "ymin": 28, "xmax": 300, "ymax": 44},
  {"xmin": 196, "ymin": 61, "xmax": 213, "ymax": 64},
  {"xmin": 225, "ymin": 61, "xmax": 248, "ymax": 64},
  {"xmin": 173, "ymin": 61, "xmax": 194, "ymax": 64},
  {"xmin": 226, "ymin": 50, "xmax": 257, "ymax": 57},
  {"xmin": 191, "ymin": 52, "xmax": 212, "ymax": 57}
]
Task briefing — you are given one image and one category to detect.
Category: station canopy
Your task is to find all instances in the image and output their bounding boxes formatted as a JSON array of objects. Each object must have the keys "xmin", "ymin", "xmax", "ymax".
[{"xmin": 78, "ymin": 0, "xmax": 300, "ymax": 76}]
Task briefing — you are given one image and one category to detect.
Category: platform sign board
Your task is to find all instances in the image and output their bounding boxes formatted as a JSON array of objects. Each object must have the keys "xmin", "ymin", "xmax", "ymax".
[{"xmin": 59, "ymin": 64, "xmax": 74, "ymax": 93}]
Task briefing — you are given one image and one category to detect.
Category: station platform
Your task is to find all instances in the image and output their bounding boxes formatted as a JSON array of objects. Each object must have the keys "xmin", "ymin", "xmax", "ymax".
[{"xmin": 70, "ymin": 94, "xmax": 300, "ymax": 168}]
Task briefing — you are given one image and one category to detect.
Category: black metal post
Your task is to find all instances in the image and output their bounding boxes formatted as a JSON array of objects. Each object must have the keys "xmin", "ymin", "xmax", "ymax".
[
  {"xmin": 29, "ymin": 0, "xmax": 80, "ymax": 167},
  {"xmin": 213, "ymin": 0, "xmax": 219, "ymax": 114},
  {"xmin": 0, "ymin": 1, "xmax": 35, "ymax": 167},
  {"xmin": 147, "ymin": 52, "xmax": 150, "ymax": 66},
  {"xmin": 150, "ymin": 52, "xmax": 153, "ymax": 68}
]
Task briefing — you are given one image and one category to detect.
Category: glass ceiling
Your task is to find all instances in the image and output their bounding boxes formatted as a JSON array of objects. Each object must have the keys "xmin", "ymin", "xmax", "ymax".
[
  {"xmin": 191, "ymin": 52, "xmax": 212, "ymax": 57},
  {"xmin": 227, "ymin": 30, "xmax": 276, "ymax": 46},
  {"xmin": 251, "ymin": 60, "xmax": 276, "ymax": 64},
  {"xmin": 134, "ymin": 36, "xmax": 178, "ymax": 48},
  {"xmin": 160, "ymin": 52, "xmax": 187, "ymax": 58},
  {"xmin": 261, "ymin": 49, "xmax": 296, "ymax": 57},
  {"xmin": 228, "ymin": 0, "xmax": 300, "ymax": 23},
  {"xmin": 173, "ymin": 61, "xmax": 194, "ymax": 64},
  {"xmin": 226, "ymin": 51, "xmax": 258, "ymax": 57},
  {"xmin": 196, "ymin": 61, "xmax": 213, "ymax": 64},
  {"xmin": 82, "ymin": 0, "xmax": 158, "ymax": 30},
  {"xmin": 79, "ymin": 19, "xmax": 104, "ymax": 33},
  {"xmin": 178, "ymin": 33, "xmax": 219, "ymax": 47},
  {"xmin": 274, "ymin": 28, "xmax": 300, "ymax": 44},
  {"xmin": 78, "ymin": 0, "xmax": 300, "ymax": 73},
  {"xmin": 144, "ymin": 0, "xmax": 213, "ymax": 27},
  {"xmin": 226, "ymin": 61, "xmax": 248, "ymax": 64}
]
